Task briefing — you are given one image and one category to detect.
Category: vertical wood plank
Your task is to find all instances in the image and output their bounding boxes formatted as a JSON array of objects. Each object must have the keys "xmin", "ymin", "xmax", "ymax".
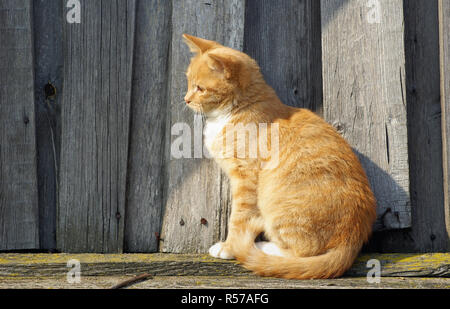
[
  {"xmin": 244, "ymin": 0, "xmax": 322, "ymax": 112},
  {"xmin": 33, "ymin": 0, "xmax": 63, "ymax": 251},
  {"xmin": 439, "ymin": 0, "xmax": 450, "ymax": 250},
  {"xmin": 321, "ymin": 0, "xmax": 411, "ymax": 230},
  {"xmin": 403, "ymin": 0, "xmax": 447, "ymax": 252},
  {"xmin": 124, "ymin": 0, "xmax": 172, "ymax": 253},
  {"xmin": 0, "ymin": 0, "xmax": 39, "ymax": 250},
  {"xmin": 366, "ymin": 0, "xmax": 448, "ymax": 253},
  {"xmin": 58, "ymin": 0, "xmax": 136, "ymax": 253},
  {"xmin": 160, "ymin": 0, "xmax": 244, "ymax": 253}
]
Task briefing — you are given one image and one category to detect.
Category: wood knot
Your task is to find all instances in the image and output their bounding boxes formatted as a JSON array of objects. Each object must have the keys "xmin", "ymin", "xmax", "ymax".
[
  {"xmin": 333, "ymin": 122, "xmax": 345, "ymax": 133},
  {"xmin": 44, "ymin": 82, "xmax": 56, "ymax": 100},
  {"xmin": 200, "ymin": 218, "xmax": 208, "ymax": 226}
]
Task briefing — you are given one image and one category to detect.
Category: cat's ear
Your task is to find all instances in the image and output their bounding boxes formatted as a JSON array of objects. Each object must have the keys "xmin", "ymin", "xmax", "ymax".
[
  {"xmin": 183, "ymin": 34, "xmax": 217, "ymax": 54},
  {"xmin": 208, "ymin": 52, "xmax": 251, "ymax": 89},
  {"xmin": 207, "ymin": 52, "xmax": 234, "ymax": 79}
]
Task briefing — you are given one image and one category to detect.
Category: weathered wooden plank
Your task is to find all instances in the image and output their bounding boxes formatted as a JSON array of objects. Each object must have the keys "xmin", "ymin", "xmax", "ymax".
[
  {"xmin": 1, "ymin": 276, "xmax": 449, "ymax": 289},
  {"xmin": 349, "ymin": 253, "xmax": 450, "ymax": 278},
  {"xmin": 0, "ymin": 0, "xmax": 39, "ymax": 250},
  {"xmin": 32, "ymin": 0, "xmax": 64, "ymax": 251},
  {"xmin": 244, "ymin": 0, "xmax": 322, "ymax": 112},
  {"xmin": 321, "ymin": 0, "xmax": 410, "ymax": 231},
  {"xmin": 439, "ymin": 0, "xmax": 450, "ymax": 250},
  {"xmin": 160, "ymin": 0, "xmax": 245, "ymax": 253},
  {"xmin": 366, "ymin": 0, "xmax": 448, "ymax": 252},
  {"xmin": 0, "ymin": 253, "xmax": 449, "ymax": 278},
  {"xmin": 58, "ymin": 0, "xmax": 136, "ymax": 253},
  {"xmin": 124, "ymin": 0, "xmax": 172, "ymax": 253}
]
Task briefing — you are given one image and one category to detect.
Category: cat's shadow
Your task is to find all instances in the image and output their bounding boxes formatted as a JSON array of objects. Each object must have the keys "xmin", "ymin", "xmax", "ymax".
[
  {"xmin": 254, "ymin": 149, "xmax": 411, "ymax": 244},
  {"xmin": 353, "ymin": 149, "xmax": 410, "ymax": 232}
]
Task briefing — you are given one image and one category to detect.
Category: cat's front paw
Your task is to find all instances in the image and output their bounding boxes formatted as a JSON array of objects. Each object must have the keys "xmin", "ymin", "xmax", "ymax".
[{"xmin": 209, "ymin": 242, "xmax": 234, "ymax": 260}]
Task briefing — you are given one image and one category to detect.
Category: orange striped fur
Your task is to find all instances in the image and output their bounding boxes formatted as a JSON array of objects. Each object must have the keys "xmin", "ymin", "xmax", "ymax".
[{"xmin": 183, "ymin": 34, "xmax": 377, "ymax": 279}]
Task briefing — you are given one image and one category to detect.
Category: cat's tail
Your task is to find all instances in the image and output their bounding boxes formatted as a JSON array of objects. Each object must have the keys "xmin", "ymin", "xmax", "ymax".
[{"xmin": 231, "ymin": 225, "xmax": 360, "ymax": 279}]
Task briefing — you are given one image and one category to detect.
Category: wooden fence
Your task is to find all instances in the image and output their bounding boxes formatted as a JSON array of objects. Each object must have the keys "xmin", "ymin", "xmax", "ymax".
[{"xmin": 0, "ymin": 0, "xmax": 449, "ymax": 253}]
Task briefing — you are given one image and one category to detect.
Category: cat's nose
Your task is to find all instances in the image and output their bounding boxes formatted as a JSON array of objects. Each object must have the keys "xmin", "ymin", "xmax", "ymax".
[{"xmin": 184, "ymin": 97, "xmax": 191, "ymax": 104}]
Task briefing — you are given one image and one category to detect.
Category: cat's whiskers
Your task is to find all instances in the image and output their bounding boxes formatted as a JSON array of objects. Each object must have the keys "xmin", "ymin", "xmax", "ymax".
[
  {"xmin": 178, "ymin": 100, "xmax": 191, "ymax": 113},
  {"xmin": 178, "ymin": 100, "xmax": 208, "ymax": 120}
]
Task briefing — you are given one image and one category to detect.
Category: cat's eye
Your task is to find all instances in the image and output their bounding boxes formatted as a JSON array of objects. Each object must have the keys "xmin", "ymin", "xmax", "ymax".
[{"xmin": 196, "ymin": 85, "xmax": 205, "ymax": 92}]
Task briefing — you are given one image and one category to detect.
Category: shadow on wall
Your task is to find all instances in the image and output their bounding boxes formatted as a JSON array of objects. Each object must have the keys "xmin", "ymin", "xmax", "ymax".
[
  {"xmin": 354, "ymin": 150, "xmax": 410, "ymax": 232},
  {"xmin": 146, "ymin": 0, "xmax": 446, "ymax": 252},
  {"xmin": 364, "ymin": 0, "xmax": 447, "ymax": 253},
  {"xmin": 320, "ymin": 0, "xmax": 350, "ymax": 32}
]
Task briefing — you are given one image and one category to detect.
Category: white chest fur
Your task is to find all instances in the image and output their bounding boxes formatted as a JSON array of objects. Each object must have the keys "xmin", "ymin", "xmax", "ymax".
[{"xmin": 204, "ymin": 113, "xmax": 231, "ymax": 151}]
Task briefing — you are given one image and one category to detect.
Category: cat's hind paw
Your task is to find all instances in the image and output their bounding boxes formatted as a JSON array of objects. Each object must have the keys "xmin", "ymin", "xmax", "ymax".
[
  {"xmin": 209, "ymin": 242, "xmax": 234, "ymax": 260},
  {"xmin": 255, "ymin": 241, "xmax": 284, "ymax": 257}
]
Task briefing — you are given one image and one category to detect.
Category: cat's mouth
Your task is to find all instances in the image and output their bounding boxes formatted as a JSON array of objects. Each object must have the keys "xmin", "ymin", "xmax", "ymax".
[{"xmin": 186, "ymin": 98, "xmax": 230, "ymax": 117}]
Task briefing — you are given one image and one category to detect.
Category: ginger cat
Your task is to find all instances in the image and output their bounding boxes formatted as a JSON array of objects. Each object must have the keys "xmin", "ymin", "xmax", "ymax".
[{"xmin": 182, "ymin": 34, "xmax": 377, "ymax": 279}]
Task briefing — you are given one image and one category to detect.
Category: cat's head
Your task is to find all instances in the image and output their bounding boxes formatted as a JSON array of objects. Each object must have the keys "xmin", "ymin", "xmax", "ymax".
[{"xmin": 182, "ymin": 34, "xmax": 259, "ymax": 116}]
